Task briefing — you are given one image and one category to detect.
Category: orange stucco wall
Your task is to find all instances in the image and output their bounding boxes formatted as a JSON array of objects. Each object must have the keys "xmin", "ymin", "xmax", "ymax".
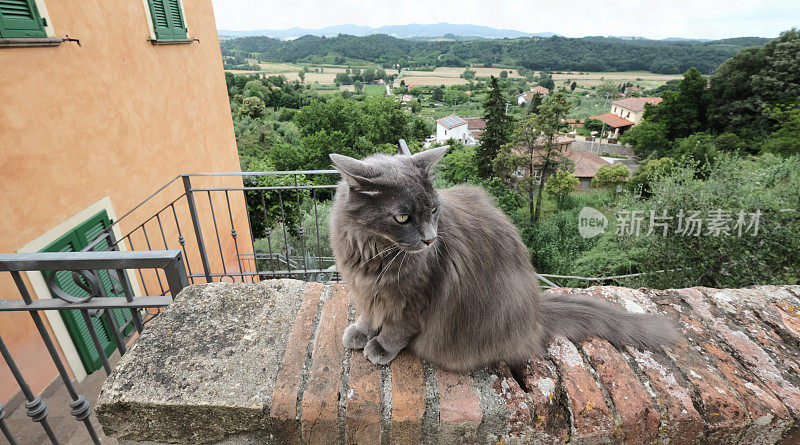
[{"xmin": 0, "ymin": 0, "xmax": 250, "ymax": 404}]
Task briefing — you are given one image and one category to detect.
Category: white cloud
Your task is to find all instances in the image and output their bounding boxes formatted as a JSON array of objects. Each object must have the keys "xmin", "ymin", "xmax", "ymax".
[{"xmin": 211, "ymin": 0, "xmax": 799, "ymax": 39}]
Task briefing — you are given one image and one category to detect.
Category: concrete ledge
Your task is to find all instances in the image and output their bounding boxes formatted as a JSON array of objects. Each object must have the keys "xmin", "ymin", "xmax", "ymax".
[{"xmin": 96, "ymin": 281, "xmax": 800, "ymax": 444}]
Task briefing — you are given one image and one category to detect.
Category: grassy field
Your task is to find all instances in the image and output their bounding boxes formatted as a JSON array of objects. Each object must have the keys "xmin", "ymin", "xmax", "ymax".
[
  {"xmin": 225, "ymin": 62, "xmax": 683, "ymax": 93},
  {"xmin": 362, "ymin": 84, "xmax": 385, "ymax": 96},
  {"xmin": 397, "ymin": 67, "xmax": 523, "ymax": 87},
  {"xmin": 551, "ymin": 71, "xmax": 683, "ymax": 89}
]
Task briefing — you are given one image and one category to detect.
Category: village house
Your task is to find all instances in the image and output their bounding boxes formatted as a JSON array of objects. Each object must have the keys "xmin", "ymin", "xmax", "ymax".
[
  {"xmin": 435, "ymin": 114, "xmax": 485, "ymax": 145},
  {"xmin": 512, "ymin": 137, "xmax": 618, "ymax": 191},
  {"xmin": 589, "ymin": 96, "xmax": 663, "ymax": 138},
  {"xmin": 610, "ymin": 96, "xmax": 663, "ymax": 124},
  {"xmin": 516, "ymin": 86, "xmax": 550, "ymax": 105}
]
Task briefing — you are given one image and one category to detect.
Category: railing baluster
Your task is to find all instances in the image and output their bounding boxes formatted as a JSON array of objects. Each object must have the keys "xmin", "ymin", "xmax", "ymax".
[
  {"xmin": 182, "ymin": 176, "xmax": 212, "ymax": 283},
  {"xmin": 9, "ymin": 271, "xmax": 101, "ymax": 444},
  {"xmin": 80, "ymin": 309, "xmax": 113, "ymax": 375},
  {"xmin": 277, "ymin": 190, "xmax": 291, "ymax": 278},
  {"xmin": 103, "ymin": 308, "xmax": 127, "ymax": 355},
  {"xmin": 171, "ymin": 202, "xmax": 195, "ymax": 285},
  {"xmin": 312, "ymin": 188, "xmax": 323, "ymax": 276},
  {"xmin": 207, "ymin": 190, "xmax": 228, "ymax": 280},
  {"xmin": 225, "ymin": 190, "xmax": 245, "ymax": 283},
  {"xmin": 0, "ymin": 402, "xmax": 18, "ymax": 445},
  {"xmin": 141, "ymin": 225, "xmax": 166, "ymax": 295},
  {"xmin": 242, "ymin": 189, "xmax": 259, "ymax": 283},
  {"xmin": 126, "ymin": 235, "xmax": 151, "ymax": 296},
  {"xmin": 106, "ymin": 231, "xmax": 144, "ymax": 333},
  {"xmin": 260, "ymin": 191, "xmax": 276, "ymax": 276},
  {"xmin": 0, "ymin": 335, "xmax": 56, "ymax": 444},
  {"xmin": 294, "ymin": 175, "xmax": 308, "ymax": 280}
]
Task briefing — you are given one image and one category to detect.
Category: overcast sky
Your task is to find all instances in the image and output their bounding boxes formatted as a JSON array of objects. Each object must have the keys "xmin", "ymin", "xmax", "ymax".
[{"xmin": 211, "ymin": 0, "xmax": 798, "ymax": 40}]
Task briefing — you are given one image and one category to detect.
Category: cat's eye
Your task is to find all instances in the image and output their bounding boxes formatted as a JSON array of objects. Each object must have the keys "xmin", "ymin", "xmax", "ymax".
[
  {"xmin": 432, "ymin": 206, "xmax": 439, "ymax": 214},
  {"xmin": 394, "ymin": 214, "xmax": 409, "ymax": 223}
]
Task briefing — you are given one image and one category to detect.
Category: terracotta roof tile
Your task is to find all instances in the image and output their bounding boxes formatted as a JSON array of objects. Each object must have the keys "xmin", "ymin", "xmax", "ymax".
[
  {"xmin": 463, "ymin": 117, "xmax": 486, "ymax": 130},
  {"xmin": 589, "ymin": 113, "xmax": 635, "ymax": 128},
  {"xmin": 568, "ymin": 149, "xmax": 611, "ymax": 178}
]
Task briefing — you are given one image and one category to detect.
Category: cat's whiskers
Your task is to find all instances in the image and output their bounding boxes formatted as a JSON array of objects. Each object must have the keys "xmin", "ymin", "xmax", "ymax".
[
  {"xmin": 359, "ymin": 243, "xmax": 398, "ymax": 271},
  {"xmin": 396, "ymin": 251, "xmax": 408, "ymax": 282},
  {"xmin": 372, "ymin": 249, "xmax": 403, "ymax": 293},
  {"xmin": 432, "ymin": 242, "xmax": 445, "ymax": 273}
]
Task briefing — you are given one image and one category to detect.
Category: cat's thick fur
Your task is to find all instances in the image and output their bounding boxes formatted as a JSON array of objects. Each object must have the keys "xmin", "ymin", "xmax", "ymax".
[{"xmin": 330, "ymin": 147, "xmax": 678, "ymax": 372}]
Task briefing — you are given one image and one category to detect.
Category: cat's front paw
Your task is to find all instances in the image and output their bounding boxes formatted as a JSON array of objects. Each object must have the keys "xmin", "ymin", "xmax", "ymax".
[
  {"xmin": 363, "ymin": 337, "xmax": 397, "ymax": 365},
  {"xmin": 343, "ymin": 323, "xmax": 368, "ymax": 350}
]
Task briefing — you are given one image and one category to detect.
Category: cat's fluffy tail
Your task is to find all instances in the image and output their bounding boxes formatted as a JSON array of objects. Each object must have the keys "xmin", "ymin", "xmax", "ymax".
[{"xmin": 540, "ymin": 292, "xmax": 680, "ymax": 350}]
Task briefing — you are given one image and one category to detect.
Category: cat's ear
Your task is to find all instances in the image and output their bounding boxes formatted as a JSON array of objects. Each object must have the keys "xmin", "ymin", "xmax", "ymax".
[
  {"xmin": 411, "ymin": 146, "xmax": 448, "ymax": 173},
  {"xmin": 329, "ymin": 153, "xmax": 379, "ymax": 189}
]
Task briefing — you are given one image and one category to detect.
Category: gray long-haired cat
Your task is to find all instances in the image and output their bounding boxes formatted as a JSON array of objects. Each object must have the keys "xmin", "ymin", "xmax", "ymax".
[{"xmin": 329, "ymin": 147, "xmax": 678, "ymax": 372}]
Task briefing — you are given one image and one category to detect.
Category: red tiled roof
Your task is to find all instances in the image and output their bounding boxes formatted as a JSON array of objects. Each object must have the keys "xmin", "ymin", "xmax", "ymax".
[
  {"xmin": 511, "ymin": 136, "xmax": 575, "ymax": 156},
  {"xmin": 589, "ymin": 113, "xmax": 635, "ymax": 128},
  {"xmin": 531, "ymin": 86, "xmax": 550, "ymax": 95},
  {"xmin": 463, "ymin": 117, "xmax": 486, "ymax": 130},
  {"xmin": 611, "ymin": 97, "xmax": 663, "ymax": 112},
  {"xmin": 568, "ymin": 149, "xmax": 611, "ymax": 178}
]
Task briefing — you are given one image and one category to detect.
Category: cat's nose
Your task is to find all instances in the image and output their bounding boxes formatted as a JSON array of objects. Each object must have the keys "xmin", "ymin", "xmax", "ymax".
[{"xmin": 422, "ymin": 238, "xmax": 436, "ymax": 245}]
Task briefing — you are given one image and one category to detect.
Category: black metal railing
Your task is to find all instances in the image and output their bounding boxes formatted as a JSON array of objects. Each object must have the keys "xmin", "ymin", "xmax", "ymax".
[{"xmin": 0, "ymin": 250, "xmax": 188, "ymax": 445}]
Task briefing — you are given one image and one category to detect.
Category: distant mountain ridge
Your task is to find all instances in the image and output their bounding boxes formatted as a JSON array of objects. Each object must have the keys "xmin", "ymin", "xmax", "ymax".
[{"xmin": 218, "ymin": 23, "xmax": 558, "ymax": 39}]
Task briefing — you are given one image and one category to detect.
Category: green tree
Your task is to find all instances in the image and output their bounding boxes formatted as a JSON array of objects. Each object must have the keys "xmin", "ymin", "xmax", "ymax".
[
  {"xmin": 570, "ymin": 81, "xmax": 577, "ymax": 92},
  {"xmin": 531, "ymin": 90, "xmax": 573, "ymax": 223},
  {"xmin": 538, "ymin": 76, "xmax": 555, "ymax": 90},
  {"xmin": 461, "ymin": 69, "xmax": 476, "ymax": 80},
  {"xmin": 432, "ymin": 87, "xmax": 444, "ymax": 101},
  {"xmin": 500, "ymin": 70, "xmax": 508, "ymax": 79},
  {"xmin": 645, "ymin": 68, "xmax": 710, "ymax": 140},
  {"xmin": 627, "ymin": 157, "xmax": 674, "ymax": 196},
  {"xmin": 583, "ymin": 118, "xmax": 604, "ymax": 133},
  {"xmin": 596, "ymin": 79, "xmax": 620, "ymax": 99},
  {"xmin": 354, "ymin": 81, "xmax": 364, "ymax": 94},
  {"xmin": 527, "ymin": 94, "xmax": 543, "ymax": 115},
  {"xmin": 443, "ymin": 89, "xmax": 468, "ymax": 105},
  {"xmin": 545, "ymin": 170, "xmax": 580, "ymax": 205},
  {"xmin": 591, "ymin": 163, "xmax": 630, "ymax": 192},
  {"xmin": 708, "ymin": 29, "xmax": 800, "ymax": 136},
  {"xmin": 239, "ymin": 96, "xmax": 266, "ymax": 118},
  {"xmin": 298, "ymin": 70, "xmax": 305, "ymax": 83},
  {"xmin": 479, "ymin": 76, "xmax": 512, "ymax": 176},
  {"xmin": 762, "ymin": 100, "xmax": 800, "ymax": 156},
  {"xmin": 438, "ymin": 143, "xmax": 479, "ymax": 183},
  {"xmin": 620, "ymin": 120, "xmax": 672, "ymax": 158}
]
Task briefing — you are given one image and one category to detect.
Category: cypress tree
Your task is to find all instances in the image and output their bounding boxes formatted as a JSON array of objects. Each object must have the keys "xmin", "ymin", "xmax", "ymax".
[{"xmin": 479, "ymin": 76, "xmax": 511, "ymax": 177}]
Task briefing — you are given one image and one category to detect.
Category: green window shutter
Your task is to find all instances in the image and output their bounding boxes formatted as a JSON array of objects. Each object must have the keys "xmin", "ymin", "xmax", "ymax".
[
  {"xmin": 148, "ymin": 0, "xmax": 187, "ymax": 39},
  {"xmin": 166, "ymin": 0, "xmax": 187, "ymax": 39},
  {"xmin": 74, "ymin": 212, "xmax": 136, "ymax": 339},
  {"xmin": 40, "ymin": 210, "xmax": 133, "ymax": 374},
  {"xmin": 42, "ymin": 228, "xmax": 117, "ymax": 374},
  {"xmin": 0, "ymin": 0, "xmax": 47, "ymax": 38}
]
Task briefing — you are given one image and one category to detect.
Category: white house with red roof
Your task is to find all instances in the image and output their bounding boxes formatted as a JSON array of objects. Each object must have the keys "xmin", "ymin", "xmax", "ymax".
[
  {"xmin": 516, "ymin": 86, "xmax": 550, "ymax": 105},
  {"xmin": 435, "ymin": 115, "xmax": 486, "ymax": 146}
]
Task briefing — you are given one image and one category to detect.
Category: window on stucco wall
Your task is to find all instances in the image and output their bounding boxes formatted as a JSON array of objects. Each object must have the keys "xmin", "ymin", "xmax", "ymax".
[
  {"xmin": 0, "ymin": 0, "xmax": 47, "ymax": 38},
  {"xmin": 147, "ymin": 0, "xmax": 187, "ymax": 39}
]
